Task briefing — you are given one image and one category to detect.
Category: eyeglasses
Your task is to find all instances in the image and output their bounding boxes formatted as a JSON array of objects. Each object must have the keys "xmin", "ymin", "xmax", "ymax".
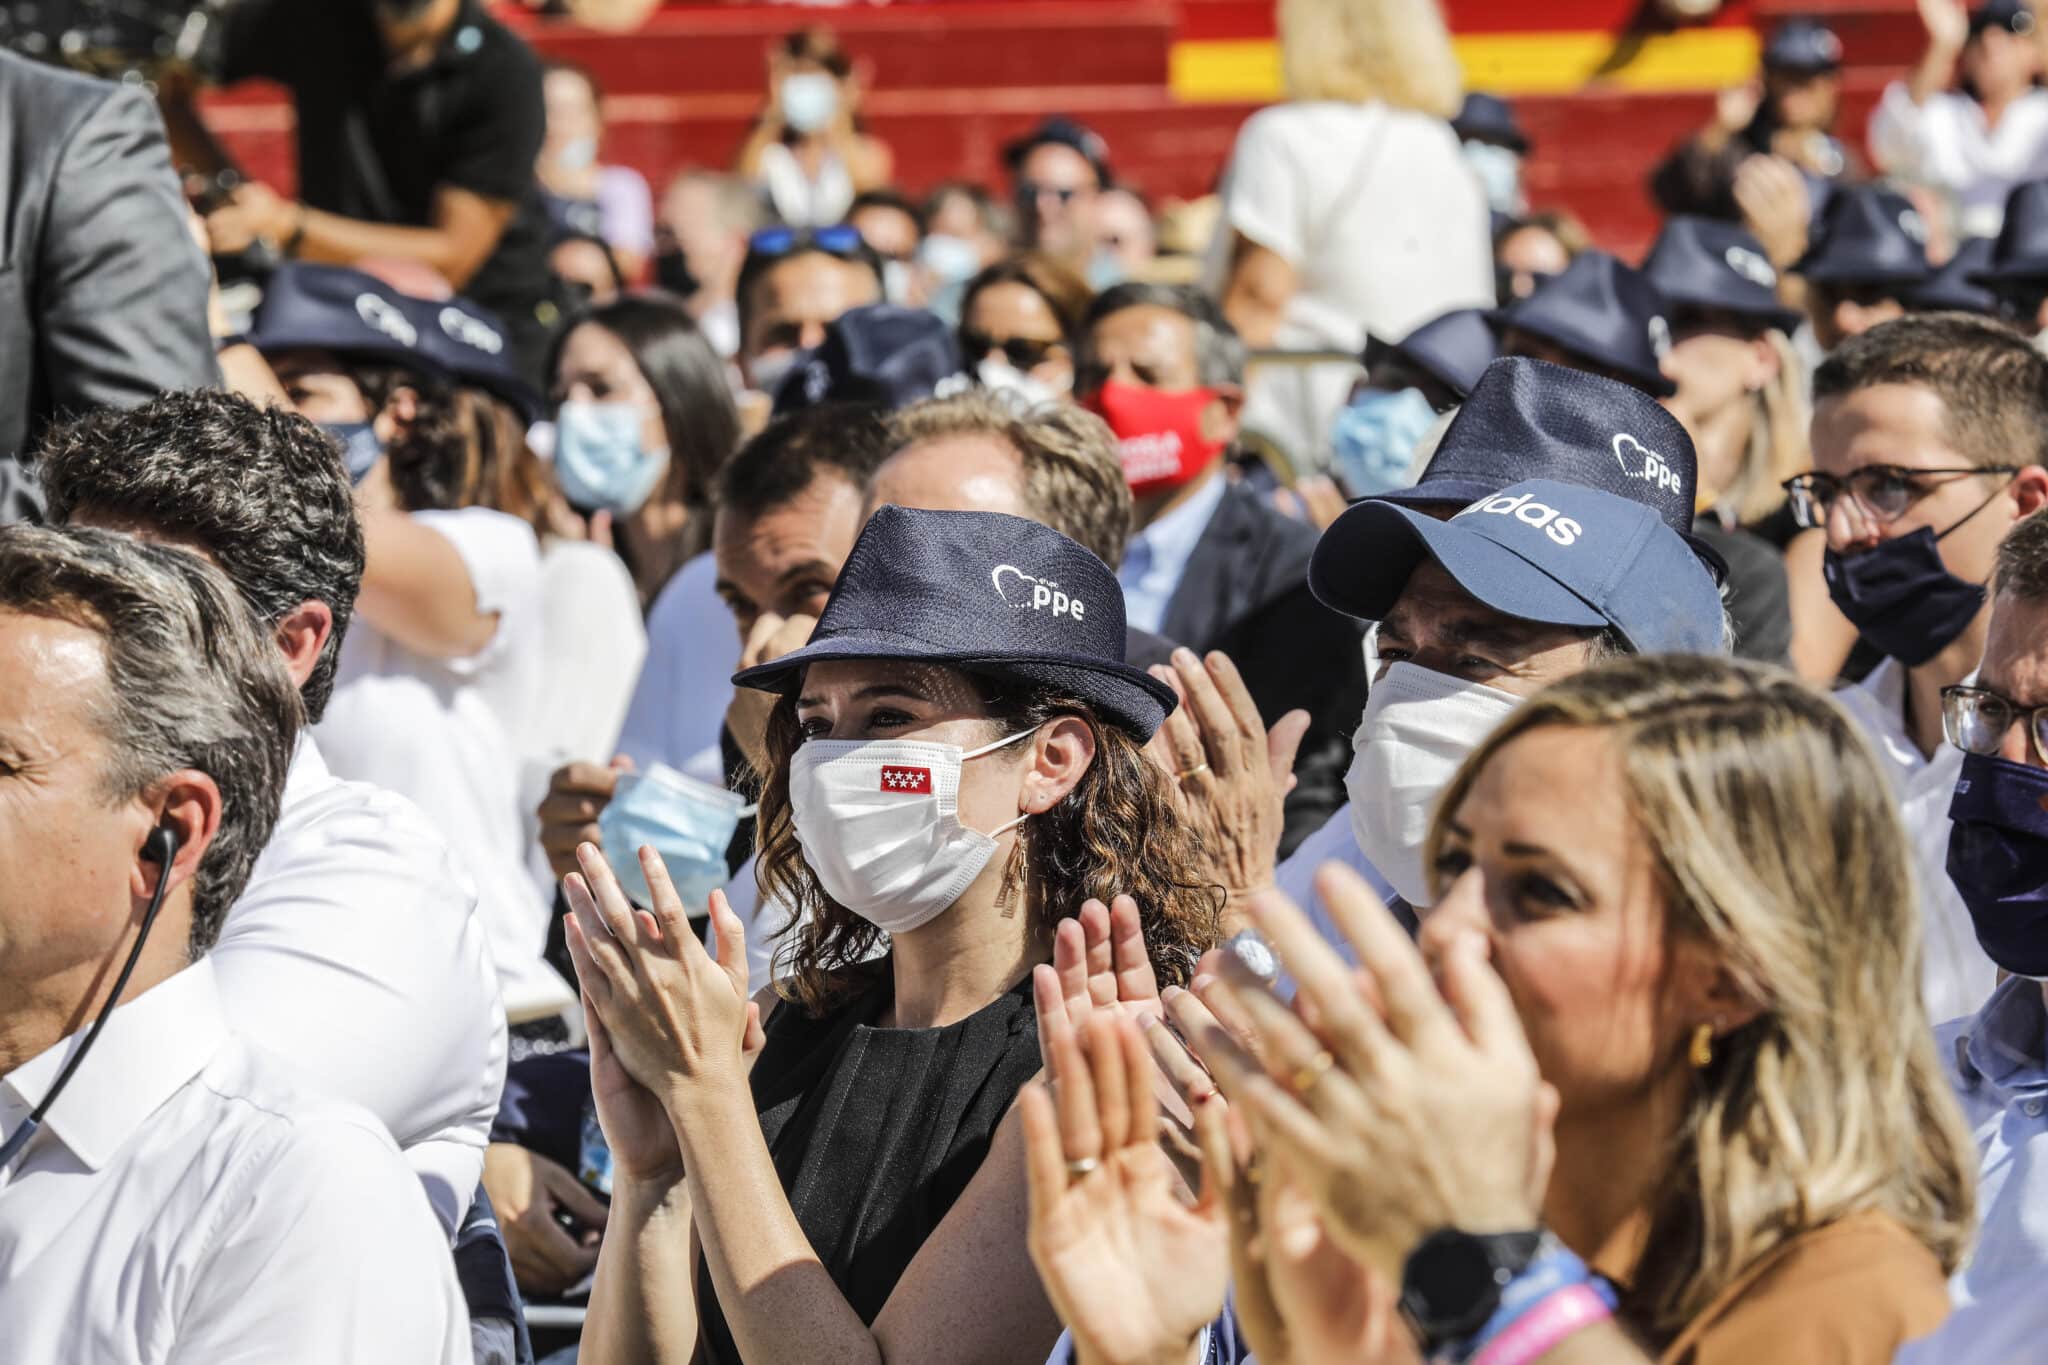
[
  {"xmin": 961, "ymin": 330, "xmax": 1064, "ymax": 371},
  {"xmin": 1943, "ymin": 684, "xmax": 2048, "ymax": 764},
  {"xmin": 747, "ymin": 224, "xmax": 866, "ymax": 260},
  {"xmin": 1780, "ymin": 464, "xmax": 2020, "ymax": 530},
  {"xmin": 1016, "ymin": 181, "xmax": 1082, "ymax": 207}
]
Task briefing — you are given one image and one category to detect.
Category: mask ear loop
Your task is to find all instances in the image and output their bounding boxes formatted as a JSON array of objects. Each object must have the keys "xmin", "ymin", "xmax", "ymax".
[{"xmin": 1933, "ymin": 472, "xmax": 2024, "ymax": 547}]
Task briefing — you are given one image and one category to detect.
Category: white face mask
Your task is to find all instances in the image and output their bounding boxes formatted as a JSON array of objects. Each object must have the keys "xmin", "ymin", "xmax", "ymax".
[
  {"xmin": 788, "ymin": 727, "xmax": 1037, "ymax": 934},
  {"xmin": 1345, "ymin": 663, "xmax": 1521, "ymax": 907},
  {"xmin": 977, "ymin": 356, "xmax": 1066, "ymax": 409}
]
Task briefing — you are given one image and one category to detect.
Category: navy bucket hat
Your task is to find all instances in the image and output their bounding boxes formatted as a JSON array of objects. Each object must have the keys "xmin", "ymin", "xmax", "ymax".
[
  {"xmin": 1799, "ymin": 185, "xmax": 1931, "ymax": 286},
  {"xmin": 399, "ymin": 293, "xmax": 545, "ymax": 423},
  {"xmin": 1762, "ymin": 18, "xmax": 1844, "ymax": 73},
  {"xmin": 245, "ymin": 263, "xmax": 450, "ymax": 380},
  {"xmin": 1913, "ymin": 236, "xmax": 2003, "ymax": 314},
  {"xmin": 1452, "ymin": 92, "xmax": 1529, "ymax": 154},
  {"xmin": 1363, "ymin": 308, "xmax": 1498, "ymax": 401},
  {"xmin": 1491, "ymin": 250, "xmax": 1677, "ymax": 397},
  {"xmin": 1642, "ymin": 217, "xmax": 1805, "ymax": 334},
  {"xmin": 1308, "ymin": 478, "xmax": 1726, "ymax": 657},
  {"xmin": 1968, "ymin": 179, "xmax": 2048, "ymax": 286},
  {"xmin": 772, "ymin": 305, "xmax": 968, "ymax": 416},
  {"xmin": 734, "ymin": 506, "xmax": 1177, "ymax": 738}
]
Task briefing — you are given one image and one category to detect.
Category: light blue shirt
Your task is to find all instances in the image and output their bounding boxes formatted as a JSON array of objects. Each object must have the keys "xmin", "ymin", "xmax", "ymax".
[
  {"xmin": 1937, "ymin": 975, "xmax": 2048, "ymax": 1306},
  {"xmin": 1117, "ymin": 472, "xmax": 1227, "ymax": 636},
  {"xmin": 1896, "ymin": 1269, "xmax": 2048, "ymax": 1362}
]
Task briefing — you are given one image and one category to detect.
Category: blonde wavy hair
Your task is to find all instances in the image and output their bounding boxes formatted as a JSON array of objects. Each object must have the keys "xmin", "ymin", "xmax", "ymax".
[
  {"xmin": 1279, "ymin": 0, "xmax": 1462, "ymax": 118},
  {"xmin": 1723, "ymin": 329, "xmax": 1811, "ymax": 527},
  {"xmin": 1425, "ymin": 655, "xmax": 1975, "ymax": 1343}
]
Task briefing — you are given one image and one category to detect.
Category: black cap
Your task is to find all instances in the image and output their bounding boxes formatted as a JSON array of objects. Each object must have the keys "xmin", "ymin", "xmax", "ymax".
[
  {"xmin": 734, "ymin": 506, "xmax": 1177, "ymax": 737},
  {"xmin": 1364, "ymin": 308, "xmax": 1498, "ymax": 401},
  {"xmin": 1799, "ymin": 185, "xmax": 1932, "ymax": 285},
  {"xmin": 1003, "ymin": 116, "xmax": 1113, "ymax": 186},
  {"xmin": 1370, "ymin": 358, "xmax": 1703, "ymax": 535},
  {"xmin": 1972, "ymin": 0, "xmax": 2036, "ymax": 37},
  {"xmin": 1762, "ymin": 18, "xmax": 1844, "ymax": 72},
  {"xmin": 1642, "ymin": 216, "xmax": 1804, "ymax": 333},
  {"xmin": 1452, "ymin": 92, "xmax": 1529, "ymax": 154},
  {"xmin": 771, "ymin": 305, "xmax": 968, "ymax": 416},
  {"xmin": 1914, "ymin": 236, "xmax": 2003, "ymax": 313},
  {"xmin": 1492, "ymin": 250, "xmax": 1677, "ymax": 397},
  {"xmin": 1969, "ymin": 179, "xmax": 2048, "ymax": 287},
  {"xmin": 398, "ymin": 293, "xmax": 544, "ymax": 423},
  {"xmin": 245, "ymin": 263, "xmax": 449, "ymax": 380}
]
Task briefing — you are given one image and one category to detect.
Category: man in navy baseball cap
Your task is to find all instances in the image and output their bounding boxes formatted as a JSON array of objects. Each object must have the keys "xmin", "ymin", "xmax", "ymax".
[
  {"xmin": 1493, "ymin": 250, "xmax": 1678, "ymax": 397},
  {"xmin": 1799, "ymin": 185, "xmax": 1931, "ymax": 350}
]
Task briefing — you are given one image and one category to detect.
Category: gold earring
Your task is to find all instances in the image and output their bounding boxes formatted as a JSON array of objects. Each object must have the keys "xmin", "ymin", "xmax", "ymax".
[{"xmin": 1688, "ymin": 1021, "xmax": 1716, "ymax": 1070}]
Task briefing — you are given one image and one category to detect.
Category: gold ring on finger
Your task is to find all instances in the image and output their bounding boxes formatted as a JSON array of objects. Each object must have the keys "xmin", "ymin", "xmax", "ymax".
[
  {"xmin": 1289, "ymin": 1049, "xmax": 1335, "ymax": 1095},
  {"xmin": 1064, "ymin": 1156, "xmax": 1101, "ymax": 1179},
  {"xmin": 1176, "ymin": 762, "xmax": 1212, "ymax": 781}
]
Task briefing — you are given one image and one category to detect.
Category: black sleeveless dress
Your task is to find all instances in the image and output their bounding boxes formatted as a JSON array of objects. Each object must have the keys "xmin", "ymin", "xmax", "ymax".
[{"xmin": 695, "ymin": 963, "xmax": 1042, "ymax": 1364}]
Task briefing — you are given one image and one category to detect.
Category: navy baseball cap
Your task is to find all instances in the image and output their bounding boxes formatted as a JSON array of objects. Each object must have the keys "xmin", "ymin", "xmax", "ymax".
[
  {"xmin": 1371, "ymin": 357, "xmax": 1701, "ymax": 527},
  {"xmin": 1308, "ymin": 478, "xmax": 1725, "ymax": 656},
  {"xmin": 1004, "ymin": 116, "xmax": 1113, "ymax": 185},
  {"xmin": 245, "ymin": 263, "xmax": 449, "ymax": 379},
  {"xmin": 1492, "ymin": 250, "xmax": 1677, "ymax": 397},
  {"xmin": 1968, "ymin": 179, "xmax": 2048, "ymax": 286},
  {"xmin": 1913, "ymin": 235, "xmax": 2002, "ymax": 313},
  {"xmin": 734, "ymin": 505, "xmax": 1177, "ymax": 737},
  {"xmin": 1762, "ymin": 18, "xmax": 1844, "ymax": 72},
  {"xmin": 772, "ymin": 305, "xmax": 968, "ymax": 416},
  {"xmin": 1363, "ymin": 308, "xmax": 1498, "ymax": 401},
  {"xmin": 398, "ymin": 293, "xmax": 545, "ymax": 423},
  {"xmin": 1973, "ymin": 0, "xmax": 2035, "ymax": 36},
  {"xmin": 1642, "ymin": 217, "xmax": 1804, "ymax": 334},
  {"xmin": 1452, "ymin": 92, "xmax": 1529, "ymax": 154},
  {"xmin": 1799, "ymin": 185, "xmax": 1930, "ymax": 286}
]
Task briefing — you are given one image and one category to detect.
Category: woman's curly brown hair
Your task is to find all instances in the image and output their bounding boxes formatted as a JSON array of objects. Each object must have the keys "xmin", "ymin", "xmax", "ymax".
[{"xmin": 754, "ymin": 669, "xmax": 1225, "ymax": 1015}]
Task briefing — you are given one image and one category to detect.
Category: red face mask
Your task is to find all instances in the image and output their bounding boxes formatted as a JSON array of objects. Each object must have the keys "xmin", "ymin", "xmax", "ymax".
[{"xmin": 1086, "ymin": 380, "xmax": 1226, "ymax": 498}]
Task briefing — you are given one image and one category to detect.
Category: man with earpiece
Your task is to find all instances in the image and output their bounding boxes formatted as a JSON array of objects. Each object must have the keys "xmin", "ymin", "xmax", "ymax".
[{"xmin": 0, "ymin": 526, "xmax": 468, "ymax": 1363}]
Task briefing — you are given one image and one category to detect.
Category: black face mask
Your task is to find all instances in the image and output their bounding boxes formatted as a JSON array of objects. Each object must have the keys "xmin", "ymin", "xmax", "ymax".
[
  {"xmin": 653, "ymin": 249, "xmax": 701, "ymax": 301},
  {"xmin": 1823, "ymin": 488, "xmax": 2005, "ymax": 667}
]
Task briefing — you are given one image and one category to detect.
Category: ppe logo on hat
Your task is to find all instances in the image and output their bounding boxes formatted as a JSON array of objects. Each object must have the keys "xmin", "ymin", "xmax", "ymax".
[
  {"xmin": 1899, "ymin": 209, "xmax": 1929, "ymax": 243},
  {"xmin": 1457, "ymin": 492, "xmax": 1585, "ymax": 547},
  {"xmin": 880, "ymin": 764, "xmax": 933, "ymax": 794},
  {"xmin": 1612, "ymin": 434, "xmax": 1683, "ymax": 495},
  {"xmin": 440, "ymin": 307, "xmax": 503, "ymax": 355},
  {"xmin": 356, "ymin": 294, "xmax": 418, "ymax": 348},
  {"xmin": 1723, "ymin": 246, "xmax": 1777, "ymax": 288},
  {"xmin": 1647, "ymin": 315, "xmax": 1672, "ymax": 359},
  {"xmin": 992, "ymin": 564, "xmax": 1087, "ymax": 621}
]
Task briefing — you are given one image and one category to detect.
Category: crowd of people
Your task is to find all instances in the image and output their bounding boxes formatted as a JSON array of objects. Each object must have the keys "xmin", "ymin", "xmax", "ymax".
[{"xmin": 3, "ymin": 0, "xmax": 2048, "ymax": 1362}]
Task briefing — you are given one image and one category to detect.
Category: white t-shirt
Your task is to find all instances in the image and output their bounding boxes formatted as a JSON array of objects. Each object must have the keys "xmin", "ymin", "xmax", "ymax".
[
  {"xmin": 1869, "ymin": 83, "xmax": 2048, "ymax": 239},
  {"xmin": 222, "ymin": 736, "xmax": 507, "ymax": 1235},
  {"xmin": 1835, "ymin": 659, "xmax": 1998, "ymax": 1023},
  {"xmin": 316, "ymin": 506, "xmax": 568, "ymax": 1019},
  {"xmin": 1206, "ymin": 100, "xmax": 1494, "ymax": 464},
  {"xmin": 618, "ymin": 551, "xmax": 741, "ymax": 784},
  {"xmin": 0, "ymin": 962, "xmax": 470, "ymax": 1365}
]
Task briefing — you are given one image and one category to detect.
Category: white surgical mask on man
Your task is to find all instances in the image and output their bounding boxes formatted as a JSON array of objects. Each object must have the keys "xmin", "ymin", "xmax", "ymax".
[
  {"xmin": 788, "ymin": 727, "xmax": 1037, "ymax": 934},
  {"xmin": 1345, "ymin": 662, "xmax": 1521, "ymax": 906}
]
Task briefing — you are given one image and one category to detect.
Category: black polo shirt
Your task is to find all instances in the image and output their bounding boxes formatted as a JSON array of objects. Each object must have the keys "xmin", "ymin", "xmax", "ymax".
[{"xmin": 219, "ymin": 0, "xmax": 552, "ymax": 372}]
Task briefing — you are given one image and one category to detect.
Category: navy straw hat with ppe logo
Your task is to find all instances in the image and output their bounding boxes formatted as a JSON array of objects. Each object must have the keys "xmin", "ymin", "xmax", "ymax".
[
  {"xmin": 772, "ymin": 305, "xmax": 969, "ymax": 416},
  {"xmin": 398, "ymin": 293, "xmax": 545, "ymax": 423},
  {"xmin": 1968, "ymin": 179, "xmax": 2048, "ymax": 286},
  {"xmin": 1308, "ymin": 478, "xmax": 1726, "ymax": 657},
  {"xmin": 1452, "ymin": 92, "xmax": 1529, "ymax": 154},
  {"xmin": 1762, "ymin": 18, "xmax": 1844, "ymax": 72},
  {"xmin": 1642, "ymin": 217, "xmax": 1804, "ymax": 334},
  {"xmin": 733, "ymin": 505, "xmax": 1178, "ymax": 737},
  {"xmin": 1799, "ymin": 185, "xmax": 1931, "ymax": 286},
  {"xmin": 1913, "ymin": 235, "xmax": 2003, "ymax": 314},
  {"xmin": 245, "ymin": 263, "xmax": 451, "ymax": 381},
  {"xmin": 1491, "ymin": 250, "xmax": 1677, "ymax": 397},
  {"xmin": 1363, "ymin": 308, "xmax": 1498, "ymax": 401}
]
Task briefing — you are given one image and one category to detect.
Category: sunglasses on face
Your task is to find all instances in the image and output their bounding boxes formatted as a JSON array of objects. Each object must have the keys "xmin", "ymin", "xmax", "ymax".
[
  {"xmin": 1016, "ymin": 181, "xmax": 1083, "ymax": 207},
  {"xmin": 961, "ymin": 330, "xmax": 1064, "ymax": 371},
  {"xmin": 747, "ymin": 224, "xmax": 866, "ymax": 260},
  {"xmin": 1943, "ymin": 684, "xmax": 2048, "ymax": 764},
  {"xmin": 1780, "ymin": 464, "xmax": 2019, "ymax": 530}
]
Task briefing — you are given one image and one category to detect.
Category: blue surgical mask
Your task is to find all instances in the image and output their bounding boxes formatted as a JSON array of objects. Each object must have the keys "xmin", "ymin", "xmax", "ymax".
[
  {"xmin": 780, "ymin": 73, "xmax": 839, "ymax": 134},
  {"xmin": 321, "ymin": 421, "xmax": 384, "ymax": 485},
  {"xmin": 1330, "ymin": 387, "xmax": 1437, "ymax": 497},
  {"xmin": 1087, "ymin": 248, "xmax": 1127, "ymax": 292},
  {"xmin": 918, "ymin": 233, "xmax": 982, "ymax": 288},
  {"xmin": 1462, "ymin": 141, "xmax": 1524, "ymax": 215},
  {"xmin": 554, "ymin": 399, "xmax": 668, "ymax": 515},
  {"xmin": 1948, "ymin": 752, "xmax": 2048, "ymax": 979},
  {"xmin": 555, "ymin": 136, "xmax": 598, "ymax": 173},
  {"xmin": 597, "ymin": 764, "xmax": 750, "ymax": 913}
]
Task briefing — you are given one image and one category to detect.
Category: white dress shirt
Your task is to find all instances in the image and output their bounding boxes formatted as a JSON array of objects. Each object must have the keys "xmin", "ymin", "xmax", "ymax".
[
  {"xmin": 1834, "ymin": 659, "xmax": 1998, "ymax": 1023},
  {"xmin": 220, "ymin": 736, "xmax": 507, "ymax": 1235},
  {"xmin": 1869, "ymin": 83, "xmax": 2048, "ymax": 239},
  {"xmin": 0, "ymin": 962, "xmax": 472, "ymax": 1364},
  {"xmin": 1935, "ymin": 977, "xmax": 2048, "ymax": 1307}
]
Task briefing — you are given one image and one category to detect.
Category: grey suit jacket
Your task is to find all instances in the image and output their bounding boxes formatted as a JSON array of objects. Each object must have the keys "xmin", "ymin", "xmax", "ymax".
[{"xmin": 0, "ymin": 51, "xmax": 219, "ymax": 523}]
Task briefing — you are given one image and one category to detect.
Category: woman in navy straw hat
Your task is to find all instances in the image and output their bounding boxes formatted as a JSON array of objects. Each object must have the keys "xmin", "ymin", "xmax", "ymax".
[{"xmin": 561, "ymin": 506, "xmax": 1222, "ymax": 1365}]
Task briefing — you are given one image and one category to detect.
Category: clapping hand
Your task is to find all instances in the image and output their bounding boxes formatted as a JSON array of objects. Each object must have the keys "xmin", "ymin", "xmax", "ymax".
[{"xmin": 1918, "ymin": 0, "xmax": 1970, "ymax": 54}]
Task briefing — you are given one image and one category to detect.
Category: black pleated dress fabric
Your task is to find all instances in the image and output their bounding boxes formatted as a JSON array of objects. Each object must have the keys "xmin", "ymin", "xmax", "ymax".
[{"xmin": 695, "ymin": 964, "xmax": 1041, "ymax": 1364}]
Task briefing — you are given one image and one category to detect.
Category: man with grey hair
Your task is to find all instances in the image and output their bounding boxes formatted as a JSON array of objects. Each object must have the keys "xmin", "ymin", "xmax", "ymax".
[
  {"xmin": 1078, "ymin": 281, "xmax": 1366, "ymax": 848},
  {"xmin": 0, "ymin": 526, "xmax": 467, "ymax": 1363}
]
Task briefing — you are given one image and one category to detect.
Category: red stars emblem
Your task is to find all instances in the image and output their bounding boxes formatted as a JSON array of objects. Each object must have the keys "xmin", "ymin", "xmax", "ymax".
[{"xmin": 879, "ymin": 765, "xmax": 933, "ymax": 794}]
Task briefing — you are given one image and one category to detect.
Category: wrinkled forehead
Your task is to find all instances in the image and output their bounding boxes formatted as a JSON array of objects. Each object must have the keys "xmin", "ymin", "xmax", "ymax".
[
  {"xmin": 795, "ymin": 658, "xmax": 983, "ymax": 710},
  {"xmin": 0, "ymin": 608, "xmax": 110, "ymax": 755}
]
